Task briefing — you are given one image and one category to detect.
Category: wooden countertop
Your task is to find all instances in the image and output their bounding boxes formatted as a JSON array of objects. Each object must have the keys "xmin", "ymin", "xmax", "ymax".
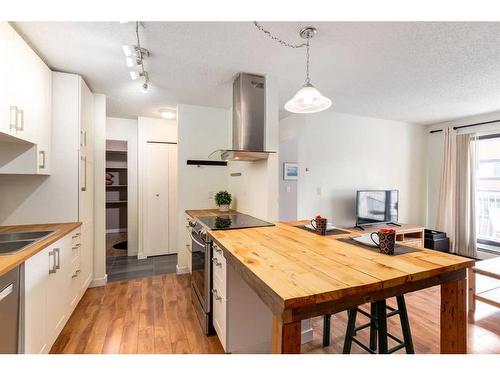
[
  {"xmin": 0, "ymin": 222, "xmax": 81, "ymax": 276},
  {"xmin": 208, "ymin": 221, "xmax": 474, "ymax": 320},
  {"xmin": 185, "ymin": 209, "xmax": 239, "ymax": 218}
]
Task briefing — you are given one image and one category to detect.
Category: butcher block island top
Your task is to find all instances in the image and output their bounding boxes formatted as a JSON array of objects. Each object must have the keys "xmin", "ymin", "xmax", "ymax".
[
  {"xmin": 208, "ymin": 221, "xmax": 474, "ymax": 354},
  {"xmin": 0, "ymin": 222, "xmax": 81, "ymax": 276}
]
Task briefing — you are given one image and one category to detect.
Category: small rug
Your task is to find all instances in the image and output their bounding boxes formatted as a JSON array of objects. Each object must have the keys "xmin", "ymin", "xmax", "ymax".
[
  {"xmin": 295, "ymin": 225, "xmax": 351, "ymax": 236},
  {"xmin": 113, "ymin": 240, "xmax": 128, "ymax": 250},
  {"xmin": 338, "ymin": 237, "xmax": 421, "ymax": 255}
]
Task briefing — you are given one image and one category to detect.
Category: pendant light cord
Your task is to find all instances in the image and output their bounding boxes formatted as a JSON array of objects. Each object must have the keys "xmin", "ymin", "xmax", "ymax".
[
  {"xmin": 305, "ymin": 39, "xmax": 310, "ymax": 85},
  {"xmin": 253, "ymin": 22, "xmax": 307, "ymax": 49}
]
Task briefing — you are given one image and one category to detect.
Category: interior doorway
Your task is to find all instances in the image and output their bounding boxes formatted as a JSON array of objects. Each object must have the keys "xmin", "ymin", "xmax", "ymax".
[{"xmin": 105, "ymin": 140, "xmax": 129, "ymax": 275}]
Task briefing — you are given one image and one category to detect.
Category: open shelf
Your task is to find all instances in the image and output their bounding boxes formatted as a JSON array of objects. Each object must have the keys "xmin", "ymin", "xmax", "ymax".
[
  {"xmin": 106, "ymin": 149, "xmax": 127, "ymax": 155},
  {"xmin": 106, "ymin": 167, "xmax": 127, "ymax": 171}
]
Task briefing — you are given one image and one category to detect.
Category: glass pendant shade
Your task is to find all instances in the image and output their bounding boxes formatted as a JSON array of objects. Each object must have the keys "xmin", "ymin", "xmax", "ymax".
[{"xmin": 284, "ymin": 83, "xmax": 332, "ymax": 114}]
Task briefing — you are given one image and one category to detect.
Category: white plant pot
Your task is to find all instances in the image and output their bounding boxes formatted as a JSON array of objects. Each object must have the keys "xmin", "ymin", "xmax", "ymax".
[{"xmin": 219, "ymin": 204, "xmax": 230, "ymax": 212}]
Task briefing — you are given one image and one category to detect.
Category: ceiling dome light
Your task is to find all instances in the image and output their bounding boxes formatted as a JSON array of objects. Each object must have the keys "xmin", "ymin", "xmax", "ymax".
[
  {"xmin": 159, "ymin": 109, "xmax": 176, "ymax": 120},
  {"xmin": 285, "ymin": 83, "xmax": 332, "ymax": 113},
  {"xmin": 285, "ymin": 26, "xmax": 332, "ymax": 114}
]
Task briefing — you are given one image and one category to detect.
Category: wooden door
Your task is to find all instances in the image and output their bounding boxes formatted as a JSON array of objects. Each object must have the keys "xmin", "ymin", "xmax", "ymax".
[{"xmin": 144, "ymin": 142, "xmax": 171, "ymax": 256}]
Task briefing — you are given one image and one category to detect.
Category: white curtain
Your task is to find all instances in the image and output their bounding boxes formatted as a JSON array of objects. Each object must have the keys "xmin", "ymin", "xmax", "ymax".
[{"xmin": 436, "ymin": 128, "xmax": 478, "ymax": 258}]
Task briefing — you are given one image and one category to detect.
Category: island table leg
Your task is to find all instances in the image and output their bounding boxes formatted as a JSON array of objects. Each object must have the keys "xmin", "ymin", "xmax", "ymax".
[
  {"xmin": 271, "ymin": 316, "xmax": 301, "ymax": 354},
  {"xmin": 440, "ymin": 276, "xmax": 467, "ymax": 353}
]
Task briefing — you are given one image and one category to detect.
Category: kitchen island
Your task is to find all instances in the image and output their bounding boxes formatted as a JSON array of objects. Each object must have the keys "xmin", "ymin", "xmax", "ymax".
[{"xmin": 208, "ymin": 221, "xmax": 474, "ymax": 354}]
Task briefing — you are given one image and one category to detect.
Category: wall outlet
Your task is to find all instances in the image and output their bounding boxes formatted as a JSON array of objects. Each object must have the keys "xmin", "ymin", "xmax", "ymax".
[
  {"xmin": 209, "ymin": 191, "xmax": 214, "ymax": 199},
  {"xmin": 286, "ymin": 185, "xmax": 291, "ymax": 193}
]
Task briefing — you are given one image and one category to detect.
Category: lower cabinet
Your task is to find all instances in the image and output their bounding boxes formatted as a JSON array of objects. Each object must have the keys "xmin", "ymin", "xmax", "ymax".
[
  {"xmin": 24, "ymin": 227, "xmax": 86, "ymax": 354},
  {"xmin": 211, "ymin": 242, "xmax": 273, "ymax": 353}
]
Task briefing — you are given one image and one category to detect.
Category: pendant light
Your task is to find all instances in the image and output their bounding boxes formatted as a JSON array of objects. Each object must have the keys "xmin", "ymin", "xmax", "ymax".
[{"xmin": 284, "ymin": 27, "xmax": 332, "ymax": 114}]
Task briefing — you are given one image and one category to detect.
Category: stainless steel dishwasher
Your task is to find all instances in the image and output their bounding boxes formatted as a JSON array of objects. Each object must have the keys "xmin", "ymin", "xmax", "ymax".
[{"xmin": 0, "ymin": 266, "xmax": 20, "ymax": 353}]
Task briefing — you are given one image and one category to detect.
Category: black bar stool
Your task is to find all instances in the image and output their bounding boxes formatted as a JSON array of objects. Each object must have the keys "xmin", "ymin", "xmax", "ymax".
[{"xmin": 323, "ymin": 295, "xmax": 414, "ymax": 354}]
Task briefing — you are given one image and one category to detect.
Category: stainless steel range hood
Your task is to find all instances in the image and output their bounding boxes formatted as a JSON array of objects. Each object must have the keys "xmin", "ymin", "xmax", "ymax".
[{"xmin": 220, "ymin": 73, "xmax": 275, "ymax": 161}]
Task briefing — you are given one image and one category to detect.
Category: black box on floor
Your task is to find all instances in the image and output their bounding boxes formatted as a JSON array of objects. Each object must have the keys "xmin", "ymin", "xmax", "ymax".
[
  {"xmin": 425, "ymin": 229, "xmax": 446, "ymax": 240},
  {"xmin": 424, "ymin": 229, "xmax": 450, "ymax": 252}
]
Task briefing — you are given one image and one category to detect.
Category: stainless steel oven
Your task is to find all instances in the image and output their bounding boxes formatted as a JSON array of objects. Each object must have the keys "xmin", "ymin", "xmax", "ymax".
[{"xmin": 189, "ymin": 221, "xmax": 213, "ymax": 334}]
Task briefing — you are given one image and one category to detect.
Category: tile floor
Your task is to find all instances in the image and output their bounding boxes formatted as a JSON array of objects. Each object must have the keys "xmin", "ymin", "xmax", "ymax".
[{"xmin": 107, "ymin": 254, "xmax": 178, "ymax": 282}]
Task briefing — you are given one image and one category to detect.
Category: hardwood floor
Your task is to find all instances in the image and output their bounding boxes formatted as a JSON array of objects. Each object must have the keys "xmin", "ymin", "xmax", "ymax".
[{"xmin": 50, "ymin": 274, "xmax": 500, "ymax": 354}]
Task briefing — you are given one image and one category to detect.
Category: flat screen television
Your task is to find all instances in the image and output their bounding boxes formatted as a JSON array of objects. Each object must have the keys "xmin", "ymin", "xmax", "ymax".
[{"xmin": 356, "ymin": 190, "xmax": 399, "ymax": 226}]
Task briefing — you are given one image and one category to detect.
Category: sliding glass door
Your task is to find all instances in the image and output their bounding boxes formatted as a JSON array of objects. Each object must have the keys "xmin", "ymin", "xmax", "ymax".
[{"xmin": 476, "ymin": 134, "xmax": 500, "ymax": 252}]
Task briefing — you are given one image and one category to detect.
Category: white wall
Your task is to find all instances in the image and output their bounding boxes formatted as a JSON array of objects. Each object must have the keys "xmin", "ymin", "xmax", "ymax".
[
  {"xmin": 106, "ymin": 117, "xmax": 139, "ymax": 256},
  {"xmin": 279, "ymin": 139, "xmax": 298, "ymax": 221},
  {"xmin": 280, "ymin": 111, "xmax": 427, "ymax": 227},
  {"xmin": 425, "ymin": 110, "xmax": 500, "ymax": 229},
  {"xmin": 177, "ymin": 104, "xmax": 231, "ymax": 272}
]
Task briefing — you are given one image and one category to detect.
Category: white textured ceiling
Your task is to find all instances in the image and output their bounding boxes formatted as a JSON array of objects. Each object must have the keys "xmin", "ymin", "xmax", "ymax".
[{"xmin": 12, "ymin": 21, "xmax": 500, "ymax": 124}]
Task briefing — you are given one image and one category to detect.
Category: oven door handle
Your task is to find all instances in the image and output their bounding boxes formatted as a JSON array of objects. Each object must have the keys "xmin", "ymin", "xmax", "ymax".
[{"xmin": 189, "ymin": 230, "xmax": 206, "ymax": 248}]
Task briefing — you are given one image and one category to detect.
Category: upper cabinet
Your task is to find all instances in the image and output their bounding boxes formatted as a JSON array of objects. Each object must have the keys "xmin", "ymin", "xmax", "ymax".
[{"xmin": 0, "ymin": 22, "xmax": 52, "ymax": 175}]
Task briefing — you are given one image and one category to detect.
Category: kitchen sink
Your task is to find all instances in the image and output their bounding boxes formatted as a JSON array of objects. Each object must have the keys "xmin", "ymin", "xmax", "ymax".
[
  {"xmin": 0, "ymin": 240, "xmax": 35, "ymax": 255},
  {"xmin": 0, "ymin": 230, "xmax": 54, "ymax": 255},
  {"xmin": 0, "ymin": 231, "xmax": 54, "ymax": 242}
]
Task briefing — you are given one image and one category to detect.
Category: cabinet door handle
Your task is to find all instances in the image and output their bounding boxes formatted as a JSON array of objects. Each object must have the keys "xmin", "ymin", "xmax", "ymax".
[
  {"xmin": 16, "ymin": 109, "xmax": 24, "ymax": 131},
  {"xmin": 80, "ymin": 130, "xmax": 87, "ymax": 147},
  {"xmin": 54, "ymin": 248, "xmax": 61, "ymax": 270},
  {"xmin": 0, "ymin": 284, "xmax": 14, "ymax": 302},
  {"xmin": 72, "ymin": 233, "xmax": 81, "ymax": 239},
  {"xmin": 9, "ymin": 106, "xmax": 17, "ymax": 131},
  {"xmin": 211, "ymin": 289, "xmax": 222, "ymax": 301},
  {"xmin": 214, "ymin": 245, "xmax": 222, "ymax": 254},
  {"xmin": 72, "ymin": 244, "xmax": 81, "ymax": 250},
  {"xmin": 72, "ymin": 269, "xmax": 81, "ymax": 279},
  {"xmin": 49, "ymin": 250, "xmax": 57, "ymax": 274},
  {"xmin": 38, "ymin": 150, "xmax": 46, "ymax": 169},
  {"xmin": 212, "ymin": 257, "xmax": 222, "ymax": 267},
  {"xmin": 81, "ymin": 155, "xmax": 87, "ymax": 191}
]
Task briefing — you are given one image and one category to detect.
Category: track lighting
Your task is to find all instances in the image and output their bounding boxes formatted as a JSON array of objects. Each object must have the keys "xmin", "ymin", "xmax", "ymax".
[
  {"xmin": 122, "ymin": 22, "xmax": 151, "ymax": 92},
  {"xmin": 122, "ymin": 45, "xmax": 133, "ymax": 57}
]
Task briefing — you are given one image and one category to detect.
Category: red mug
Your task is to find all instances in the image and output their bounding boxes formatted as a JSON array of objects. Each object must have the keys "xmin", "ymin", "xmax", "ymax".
[
  {"xmin": 311, "ymin": 216, "xmax": 327, "ymax": 235},
  {"xmin": 371, "ymin": 228, "xmax": 396, "ymax": 254}
]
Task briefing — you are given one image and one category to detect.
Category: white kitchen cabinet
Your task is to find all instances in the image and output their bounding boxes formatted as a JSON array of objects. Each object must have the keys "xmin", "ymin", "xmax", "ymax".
[
  {"xmin": 0, "ymin": 21, "xmax": 52, "ymax": 174},
  {"xmin": 211, "ymin": 242, "xmax": 273, "ymax": 353},
  {"xmin": 24, "ymin": 228, "xmax": 84, "ymax": 354}
]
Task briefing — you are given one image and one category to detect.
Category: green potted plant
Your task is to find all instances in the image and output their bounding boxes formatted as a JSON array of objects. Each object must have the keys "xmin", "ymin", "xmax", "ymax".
[{"xmin": 215, "ymin": 190, "xmax": 232, "ymax": 212}]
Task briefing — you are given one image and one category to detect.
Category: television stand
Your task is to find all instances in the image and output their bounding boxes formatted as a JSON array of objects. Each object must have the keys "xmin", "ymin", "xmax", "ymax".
[{"xmin": 386, "ymin": 222, "xmax": 402, "ymax": 227}]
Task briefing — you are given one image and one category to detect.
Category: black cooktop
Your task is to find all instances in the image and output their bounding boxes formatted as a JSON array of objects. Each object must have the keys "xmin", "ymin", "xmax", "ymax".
[{"xmin": 197, "ymin": 213, "xmax": 274, "ymax": 230}]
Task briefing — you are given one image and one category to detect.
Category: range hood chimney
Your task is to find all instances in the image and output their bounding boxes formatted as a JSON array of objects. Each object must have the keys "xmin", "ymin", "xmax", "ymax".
[{"xmin": 220, "ymin": 73, "xmax": 275, "ymax": 161}]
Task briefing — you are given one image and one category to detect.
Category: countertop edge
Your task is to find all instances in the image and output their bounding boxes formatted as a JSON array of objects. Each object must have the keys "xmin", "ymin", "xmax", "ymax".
[{"xmin": 0, "ymin": 222, "xmax": 82, "ymax": 277}]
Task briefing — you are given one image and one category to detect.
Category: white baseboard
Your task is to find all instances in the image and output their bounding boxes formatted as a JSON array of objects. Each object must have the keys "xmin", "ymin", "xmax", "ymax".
[
  {"xmin": 89, "ymin": 274, "xmax": 108, "ymax": 288},
  {"xmin": 106, "ymin": 228, "xmax": 127, "ymax": 234},
  {"xmin": 176, "ymin": 265, "xmax": 190, "ymax": 275}
]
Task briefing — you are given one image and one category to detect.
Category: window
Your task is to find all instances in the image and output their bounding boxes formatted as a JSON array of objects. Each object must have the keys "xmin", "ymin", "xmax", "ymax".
[{"xmin": 476, "ymin": 134, "xmax": 500, "ymax": 251}]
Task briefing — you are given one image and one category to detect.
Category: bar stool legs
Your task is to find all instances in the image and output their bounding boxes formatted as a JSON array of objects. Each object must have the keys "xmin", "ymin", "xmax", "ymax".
[
  {"xmin": 341, "ymin": 295, "xmax": 414, "ymax": 354},
  {"xmin": 323, "ymin": 314, "xmax": 331, "ymax": 347}
]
